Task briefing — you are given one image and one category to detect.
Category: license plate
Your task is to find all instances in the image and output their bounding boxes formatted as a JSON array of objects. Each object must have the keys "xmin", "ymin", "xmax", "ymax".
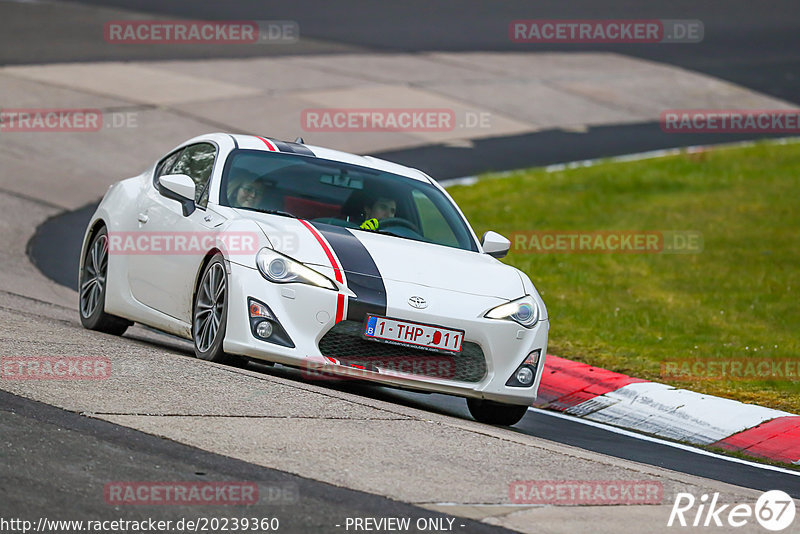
[{"xmin": 363, "ymin": 315, "xmax": 463, "ymax": 354}]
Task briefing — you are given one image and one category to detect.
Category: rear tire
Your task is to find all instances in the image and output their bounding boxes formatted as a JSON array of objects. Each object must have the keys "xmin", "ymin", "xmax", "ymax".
[
  {"xmin": 467, "ymin": 398, "xmax": 529, "ymax": 426},
  {"xmin": 192, "ymin": 254, "xmax": 236, "ymax": 364},
  {"xmin": 79, "ymin": 227, "xmax": 131, "ymax": 335}
]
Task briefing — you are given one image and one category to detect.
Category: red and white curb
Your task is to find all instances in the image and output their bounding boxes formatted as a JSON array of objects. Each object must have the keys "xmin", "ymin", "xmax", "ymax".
[{"xmin": 534, "ymin": 355, "xmax": 800, "ymax": 466}]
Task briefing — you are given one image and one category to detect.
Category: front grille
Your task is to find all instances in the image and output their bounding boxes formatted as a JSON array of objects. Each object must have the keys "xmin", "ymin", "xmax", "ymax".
[{"xmin": 318, "ymin": 320, "xmax": 487, "ymax": 383}]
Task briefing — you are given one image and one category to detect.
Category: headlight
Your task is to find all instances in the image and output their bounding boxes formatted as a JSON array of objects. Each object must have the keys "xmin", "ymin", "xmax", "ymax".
[
  {"xmin": 256, "ymin": 248, "xmax": 337, "ymax": 290},
  {"xmin": 485, "ymin": 295, "xmax": 539, "ymax": 328}
]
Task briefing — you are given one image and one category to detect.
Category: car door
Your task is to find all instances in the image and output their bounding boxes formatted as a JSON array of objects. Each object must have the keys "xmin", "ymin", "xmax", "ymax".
[{"xmin": 128, "ymin": 142, "xmax": 221, "ymax": 322}]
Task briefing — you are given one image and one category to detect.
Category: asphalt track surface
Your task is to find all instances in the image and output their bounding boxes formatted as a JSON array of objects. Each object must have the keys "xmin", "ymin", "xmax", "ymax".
[
  {"xmin": 26, "ymin": 204, "xmax": 800, "ymax": 499},
  {"xmin": 3, "ymin": 0, "xmax": 798, "ymax": 179},
  {"xmin": 0, "ymin": 390, "xmax": 515, "ymax": 533},
  {"xmin": 213, "ymin": 364, "xmax": 800, "ymax": 499},
  {"xmin": 6, "ymin": 0, "xmax": 800, "ymax": 526},
  {"xmin": 5, "ymin": 0, "xmax": 800, "ymax": 107}
]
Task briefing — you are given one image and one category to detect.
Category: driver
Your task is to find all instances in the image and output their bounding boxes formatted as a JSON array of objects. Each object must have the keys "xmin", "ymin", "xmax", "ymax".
[
  {"xmin": 228, "ymin": 178, "xmax": 269, "ymax": 209},
  {"xmin": 360, "ymin": 196, "xmax": 397, "ymax": 230}
]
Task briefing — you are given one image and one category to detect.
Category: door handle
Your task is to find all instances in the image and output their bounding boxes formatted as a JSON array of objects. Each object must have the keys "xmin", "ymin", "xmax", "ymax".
[{"xmin": 138, "ymin": 213, "xmax": 149, "ymax": 224}]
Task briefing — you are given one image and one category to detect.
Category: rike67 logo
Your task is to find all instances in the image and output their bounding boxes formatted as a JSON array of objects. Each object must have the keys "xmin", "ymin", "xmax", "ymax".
[{"xmin": 668, "ymin": 490, "xmax": 796, "ymax": 531}]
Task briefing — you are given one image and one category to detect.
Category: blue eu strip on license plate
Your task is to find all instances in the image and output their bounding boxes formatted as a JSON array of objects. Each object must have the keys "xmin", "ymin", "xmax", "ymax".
[{"xmin": 365, "ymin": 315, "xmax": 377, "ymax": 336}]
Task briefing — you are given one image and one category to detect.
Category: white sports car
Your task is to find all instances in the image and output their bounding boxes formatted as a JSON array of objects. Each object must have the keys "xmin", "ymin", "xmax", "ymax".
[{"xmin": 79, "ymin": 133, "xmax": 549, "ymax": 425}]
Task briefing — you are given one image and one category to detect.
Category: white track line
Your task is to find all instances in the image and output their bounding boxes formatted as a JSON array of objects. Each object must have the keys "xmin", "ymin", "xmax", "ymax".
[{"xmin": 528, "ymin": 407, "xmax": 800, "ymax": 476}]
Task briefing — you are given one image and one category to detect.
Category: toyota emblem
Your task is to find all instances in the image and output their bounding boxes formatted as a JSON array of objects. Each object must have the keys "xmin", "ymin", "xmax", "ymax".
[{"xmin": 408, "ymin": 296, "xmax": 428, "ymax": 309}]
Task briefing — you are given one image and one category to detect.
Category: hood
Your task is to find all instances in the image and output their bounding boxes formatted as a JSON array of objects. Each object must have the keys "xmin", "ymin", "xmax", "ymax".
[{"xmin": 250, "ymin": 215, "xmax": 523, "ymax": 300}]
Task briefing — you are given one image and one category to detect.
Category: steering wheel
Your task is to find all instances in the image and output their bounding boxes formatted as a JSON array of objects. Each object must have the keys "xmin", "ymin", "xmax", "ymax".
[{"xmin": 378, "ymin": 217, "xmax": 420, "ymax": 233}]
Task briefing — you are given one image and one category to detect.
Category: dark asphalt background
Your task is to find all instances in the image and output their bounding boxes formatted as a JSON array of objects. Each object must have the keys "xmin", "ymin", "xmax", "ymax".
[
  {"xmin": 5, "ymin": 0, "xmax": 800, "ymax": 524},
  {"xmin": 25, "ymin": 201, "xmax": 800, "ymax": 500},
  {"xmin": 250, "ymin": 363, "xmax": 800, "ymax": 499},
  {"xmin": 3, "ymin": 0, "xmax": 800, "ymax": 107},
  {"xmin": 0, "ymin": 390, "xmax": 517, "ymax": 533}
]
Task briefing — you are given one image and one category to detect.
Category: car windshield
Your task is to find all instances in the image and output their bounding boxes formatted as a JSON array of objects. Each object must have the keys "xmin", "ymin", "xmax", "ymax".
[{"xmin": 219, "ymin": 150, "xmax": 478, "ymax": 252}]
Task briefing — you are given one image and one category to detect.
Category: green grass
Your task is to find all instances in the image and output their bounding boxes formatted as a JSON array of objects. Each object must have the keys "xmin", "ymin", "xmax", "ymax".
[{"xmin": 448, "ymin": 141, "xmax": 800, "ymax": 414}]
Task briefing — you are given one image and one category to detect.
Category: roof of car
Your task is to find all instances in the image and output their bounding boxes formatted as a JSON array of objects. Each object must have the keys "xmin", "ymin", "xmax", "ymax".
[{"xmin": 222, "ymin": 133, "xmax": 433, "ymax": 184}]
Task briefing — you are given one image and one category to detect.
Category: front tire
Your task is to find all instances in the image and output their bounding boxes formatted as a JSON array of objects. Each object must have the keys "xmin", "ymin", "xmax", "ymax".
[
  {"xmin": 467, "ymin": 398, "xmax": 529, "ymax": 426},
  {"xmin": 79, "ymin": 227, "xmax": 131, "ymax": 335},
  {"xmin": 192, "ymin": 254, "xmax": 233, "ymax": 363}
]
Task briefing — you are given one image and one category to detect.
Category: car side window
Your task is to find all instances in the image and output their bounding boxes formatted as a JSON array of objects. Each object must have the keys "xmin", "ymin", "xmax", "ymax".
[{"xmin": 169, "ymin": 143, "xmax": 217, "ymax": 208}]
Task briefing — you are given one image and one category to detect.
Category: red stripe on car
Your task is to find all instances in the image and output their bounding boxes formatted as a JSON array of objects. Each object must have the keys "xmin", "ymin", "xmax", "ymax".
[
  {"xmin": 255, "ymin": 136, "xmax": 278, "ymax": 151},
  {"xmin": 298, "ymin": 219, "xmax": 345, "ymax": 323}
]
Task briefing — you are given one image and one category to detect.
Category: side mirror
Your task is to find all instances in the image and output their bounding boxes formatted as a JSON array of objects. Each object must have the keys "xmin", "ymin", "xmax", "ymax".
[
  {"xmin": 481, "ymin": 231, "xmax": 511, "ymax": 259},
  {"xmin": 158, "ymin": 174, "xmax": 196, "ymax": 216}
]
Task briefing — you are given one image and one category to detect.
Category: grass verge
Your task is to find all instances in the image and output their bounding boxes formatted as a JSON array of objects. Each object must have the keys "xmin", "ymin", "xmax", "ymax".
[{"xmin": 448, "ymin": 140, "xmax": 800, "ymax": 414}]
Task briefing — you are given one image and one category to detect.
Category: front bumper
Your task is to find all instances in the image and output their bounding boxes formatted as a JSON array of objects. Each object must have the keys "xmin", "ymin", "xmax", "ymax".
[{"xmin": 223, "ymin": 261, "xmax": 549, "ymax": 405}]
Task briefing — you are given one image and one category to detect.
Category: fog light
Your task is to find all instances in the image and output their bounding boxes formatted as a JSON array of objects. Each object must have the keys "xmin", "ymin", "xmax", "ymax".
[
  {"xmin": 506, "ymin": 349, "xmax": 543, "ymax": 387},
  {"xmin": 516, "ymin": 366, "xmax": 534, "ymax": 385},
  {"xmin": 255, "ymin": 320, "xmax": 273, "ymax": 338}
]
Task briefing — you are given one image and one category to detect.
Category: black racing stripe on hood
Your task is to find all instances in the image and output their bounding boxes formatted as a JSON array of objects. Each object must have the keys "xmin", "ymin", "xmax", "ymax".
[
  {"xmin": 310, "ymin": 223, "xmax": 387, "ymax": 321},
  {"xmin": 271, "ymin": 139, "xmax": 315, "ymax": 156}
]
